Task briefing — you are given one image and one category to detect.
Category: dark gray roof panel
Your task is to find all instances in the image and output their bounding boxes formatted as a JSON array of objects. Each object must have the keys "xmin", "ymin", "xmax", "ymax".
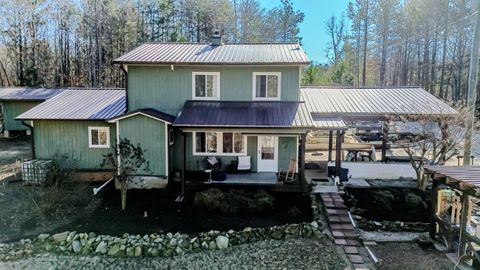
[
  {"xmin": 115, "ymin": 43, "xmax": 310, "ymax": 65},
  {"xmin": 173, "ymin": 101, "xmax": 303, "ymax": 127},
  {"xmin": 301, "ymin": 87, "xmax": 457, "ymax": 116},
  {"xmin": 16, "ymin": 89, "xmax": 126, "ymax": 120}
]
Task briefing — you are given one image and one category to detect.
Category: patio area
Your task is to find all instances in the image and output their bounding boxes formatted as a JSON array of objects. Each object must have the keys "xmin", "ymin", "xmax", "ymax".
[{"xmin": 210, "ymin": 172, "xmax": 278, "ymax": 185}]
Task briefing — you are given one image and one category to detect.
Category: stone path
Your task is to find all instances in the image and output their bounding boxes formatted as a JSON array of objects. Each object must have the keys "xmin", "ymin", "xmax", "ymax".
[{"xmin": 319, "ymin": 192, "xmax": 373, "ymax": 270}]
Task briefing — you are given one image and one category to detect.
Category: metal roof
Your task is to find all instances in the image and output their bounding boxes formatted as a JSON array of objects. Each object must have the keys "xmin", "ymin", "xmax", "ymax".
[
  {"xmin": 0, "ymin": 87, "xmax": 66, "ymax": 101},
  {"xmin": 16, "ymin": 89, "xmax": 126, "ymax": 120},
  {"xmin": 301, "ymin": 87, "xmax": 457, "ymax": 117},
  {"xmin": 114, "ymin": 43, "xmax": 310, "ymax": 65},
  {"xmin": 173, "ymin": 101, "xmax": 308, "ymax": 128},
  {"xmin": 293, "ymin": 101, "xmax": 346, "ymax": 129},
  {"xmin": 425, "ymin": 166, "xmax": 480, "ymax": 187},
  {"xmin": 109, "ymin": 108, "xmax": 175, "ymax": 124}
]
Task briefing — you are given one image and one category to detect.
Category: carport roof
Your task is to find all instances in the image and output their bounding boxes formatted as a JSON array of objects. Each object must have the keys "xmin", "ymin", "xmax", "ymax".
[{"xmin": 301, "ymin": 87, "xmax": 457, "ymax": 119}]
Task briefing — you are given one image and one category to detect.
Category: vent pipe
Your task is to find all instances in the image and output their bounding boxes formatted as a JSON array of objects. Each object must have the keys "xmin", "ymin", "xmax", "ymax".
[{"xmin": 211, "ymin": 30, "xmax": 222, "ymax": 46}]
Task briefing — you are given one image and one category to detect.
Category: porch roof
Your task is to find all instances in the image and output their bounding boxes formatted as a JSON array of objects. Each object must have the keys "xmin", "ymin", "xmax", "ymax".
[{"xmin": 173, "ymin": 100, "xmax": 310, "ymax": 129}]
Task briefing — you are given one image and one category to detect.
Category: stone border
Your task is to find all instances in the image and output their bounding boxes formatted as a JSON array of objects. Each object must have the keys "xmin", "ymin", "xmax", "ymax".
[{"xmin": 0, "ymin": 222, "xmax": 325, "ymax": 261}]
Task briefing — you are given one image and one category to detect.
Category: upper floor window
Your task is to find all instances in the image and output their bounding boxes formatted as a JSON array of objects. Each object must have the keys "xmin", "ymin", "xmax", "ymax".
[
  {"xmin": 192, "ymin": 72, "xmax": 220, "ymax": 99},
  {"xmin": 88, "ymin": 126, "xmax": 110, "ymax": 148},
  {"xmin": 253, "ymin": 72, "xmax": 281, "ymax": 100}
]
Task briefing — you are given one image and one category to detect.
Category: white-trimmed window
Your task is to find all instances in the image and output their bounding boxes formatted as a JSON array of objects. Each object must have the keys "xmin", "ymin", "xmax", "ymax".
[
  {"xmin": 192, "ymin": 72, "xmax": 220, "ymax": 99},
  {"xmin": 193, "ymin": 132, "xmax": 246, "ymax": 155},
  {"xmin": 88, "ymin": 127, "xmax": 110, "ymax": 148},
  {"xmin": 252, "ymin": 72, "xmax": 281, "ymax": 100}
]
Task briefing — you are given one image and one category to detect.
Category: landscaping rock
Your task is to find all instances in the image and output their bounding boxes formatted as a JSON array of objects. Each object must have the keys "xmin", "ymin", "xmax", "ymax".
[
  {"xmin": 134, "ymin": 246, "xmax": 142, "ymax": 257},
  {"xmin": 52, "ymin": 232, "xmax": 69, "ymax": 243},
  {"xmin": 37, "ymin": 234, "xmax": 50, "ymax": 241},
  {"xmin": 216, "ymin": 236, "xmax": 229, "ymax": 250},
  {"xmin": 72, "ymin": 241, "xmax": 82, "ymax": 253},
  {"xmin": 95, "ymin": 241, "xmax": 107, "ymax": 254},
  {"xmin": 108, "ymin": 244, "xmax": 121, "ymax": 256}
]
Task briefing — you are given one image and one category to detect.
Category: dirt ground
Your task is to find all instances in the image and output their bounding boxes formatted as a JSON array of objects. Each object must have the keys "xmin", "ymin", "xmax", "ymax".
[
  {"xmin": 0, "ymin": 138, "xmax": 31, "ymax": 180},
  {"xmin": 0, "ymin": 180, "xmax": 312, "ymax": 243},
  {"xmin": 372, "ymin": 242, "xmax": 454, "ymax": 270}
]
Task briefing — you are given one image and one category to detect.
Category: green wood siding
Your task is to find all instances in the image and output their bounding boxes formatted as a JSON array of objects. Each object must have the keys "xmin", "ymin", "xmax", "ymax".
[
  {"xmin": 2, "ymin": 101, "xmax": 39, "ymax": 130},
  {"xmin": 128, "ymin": 66, "xmax": 300, "ymax": 115},
  {"xmin": 33, "ymin": 120, "xmax": 116, "ymax": 169},
  {"xmin": 278, "ymin": 136, "xmax": 298, "ymax": 171},
  {"xmin": 118, "ymin": 115, "xmax": 167, "ymax": 177}
]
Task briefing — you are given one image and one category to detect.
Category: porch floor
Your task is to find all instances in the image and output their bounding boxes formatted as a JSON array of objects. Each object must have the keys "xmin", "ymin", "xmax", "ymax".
[{"xmin": 210, "ymin": 172, "xmax": 278, "ymax": 185}]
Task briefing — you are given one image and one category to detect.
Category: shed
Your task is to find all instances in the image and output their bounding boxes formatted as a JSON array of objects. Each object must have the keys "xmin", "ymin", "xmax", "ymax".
[{"xmin": 0, "ymin": 87, "xmax": 65, "ymax": 137}]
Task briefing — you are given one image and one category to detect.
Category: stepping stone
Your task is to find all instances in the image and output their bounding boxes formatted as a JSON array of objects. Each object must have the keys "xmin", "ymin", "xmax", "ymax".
[
  {"xmin": 330, "ymin": 224, "xmax": 343, "ymax": 230},
  {"xmin": 339, "ymin": 216, "xmax": 351, "ymax": 222},
  {"xmin": 346, "ymin": 239, "xmax": 361, "ymax": 246},
  {"xmin": 332, "ymin": 230, "xmax": 345, "ymax": 238},
  {"xmin": 344, "ymin": 246, "xmax": 359, "ymax": 254},
  {"xmin": 322, "ymin": 197, "xmax": 334, "ymax": 202},
  {"xmin": 334, "ymin": 238, "xmax": 348, "ymax": 245},
  {"xmin": 328, "ymin": 216, "xmax": 341, "ymax": 223},
  {"xmin": 326, "ymin": 209, "xmax": 340, "ymax": 214},
  {"xmin": 341, "ymin": 224, "xmax": 355, "ymax": 230},
  {"xmin": 363, "ymin": 241, "xmax": 377, "ymax": 246},
  {"xmin": 348, "ymin": 254, "xmax": 364, "ymax": 264},
  {"xmin": 343, "ymin": 230, "xmax": 357, "ymax": 238},
  {"xmin": 353, "ymin": 264, "xmax": 370, "ymax": 270}
]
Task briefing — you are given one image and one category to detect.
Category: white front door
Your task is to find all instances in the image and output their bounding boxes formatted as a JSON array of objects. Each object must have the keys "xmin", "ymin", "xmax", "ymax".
[{"xmin": 257, "ymin": 136, "xmax": 278, "ymax": 172}]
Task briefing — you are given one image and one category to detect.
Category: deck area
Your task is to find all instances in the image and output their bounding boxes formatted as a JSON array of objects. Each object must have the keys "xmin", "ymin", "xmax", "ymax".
[{"xmin": 184, "ymin": 171, "xmax": 310, "ymax": 193}]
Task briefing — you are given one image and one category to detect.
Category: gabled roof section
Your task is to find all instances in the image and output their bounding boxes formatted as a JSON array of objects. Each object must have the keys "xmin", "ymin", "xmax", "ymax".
[
  {"xmin": 16, "ymin": 89, "xmax": 126, "ymax": 120},
  {"xmin": 174, "ymin": 100, "xmax": 306, "ymax": 128},
  {"xmin": 108, "ymin": 108, "xmax": 175, "ymax": 124},
  {"xmin": 114, "ymin": 43, "xmax": 310, "ymax": 65},
  {"xmin": 0, "ymin": 87, "xmax": 66, "ymax": 101},
  {"xmin": 301, "ymin": 86, "xmax": 457, "ymax": 117},
  {"xmin": 294, "ymin": 102, "xmax": 346, "ymax": 129}
]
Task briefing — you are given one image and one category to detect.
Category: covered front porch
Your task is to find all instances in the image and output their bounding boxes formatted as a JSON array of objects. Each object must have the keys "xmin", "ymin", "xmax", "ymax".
[{"xmin": 171, "ymin": 100, "xmax": 313, "ymax": 192}]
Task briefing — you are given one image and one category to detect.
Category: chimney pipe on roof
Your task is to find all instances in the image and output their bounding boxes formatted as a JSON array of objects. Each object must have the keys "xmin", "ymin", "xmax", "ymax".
[{"xmin": 211, "ymin": 30, "xmax": 222, "ymax": 46}]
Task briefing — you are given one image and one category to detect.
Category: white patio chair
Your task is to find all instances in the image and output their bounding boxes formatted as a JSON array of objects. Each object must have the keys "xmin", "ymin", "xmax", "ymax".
[{"xmin": 237, "ymin": 156, "xmax": 251, "ymax": 174}]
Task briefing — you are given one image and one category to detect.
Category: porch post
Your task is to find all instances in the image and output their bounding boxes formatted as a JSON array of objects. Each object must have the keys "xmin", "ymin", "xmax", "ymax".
[
  {"xmin": 382, "ymin": 120, "xmax": 389, "ymax": 162},
  {"xmin": 430, "ymin": 177, "xmax": 439, "ymax": 240},
  {"xmin": 181, "ymin": 132, "xmax": 186, "ymax": 195},
  {"xmin": 299, "ymin": 133, "xmax": 307, "ymax": 186},
  {"xmin": 458, "ymin": 192, "xmax": 470, "ymax": 259},
  {"xmin": 335, "ymin": 130, "xmax": 343, "ymax": 177},
  {"xmin": 328, "ymin": 130, "xmax": 333, "ymax": 162}
]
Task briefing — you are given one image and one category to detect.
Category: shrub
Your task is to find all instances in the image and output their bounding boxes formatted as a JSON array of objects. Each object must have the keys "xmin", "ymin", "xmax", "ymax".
[
  {"xmin": 373, "ymin": 190, "xmax": 395, "ymax": 212},
  {"xmin": 194, "ymin": 188, "xmax": 275, "ymax": 214},
  {"xmin": 405, "ymin": 193, "xmax": 427, "ymax": 210}
]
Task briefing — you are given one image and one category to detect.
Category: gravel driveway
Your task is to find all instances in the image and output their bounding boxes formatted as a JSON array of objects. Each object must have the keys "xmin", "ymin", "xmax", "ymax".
[{"xmin": 0, "ymin": 238, "xmax": 346, "ymax": 270}]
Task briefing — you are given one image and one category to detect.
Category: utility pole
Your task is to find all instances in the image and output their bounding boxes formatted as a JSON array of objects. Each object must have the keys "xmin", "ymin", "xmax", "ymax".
[{"xmin": 464, "ymin": 0, "xmax": 480, "ymax": 166}]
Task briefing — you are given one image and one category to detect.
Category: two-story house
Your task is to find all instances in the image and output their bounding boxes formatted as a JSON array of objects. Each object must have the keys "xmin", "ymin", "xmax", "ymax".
[{"xmin": 17, "ymin": 34, "xmax": 316, "ymax": 187}]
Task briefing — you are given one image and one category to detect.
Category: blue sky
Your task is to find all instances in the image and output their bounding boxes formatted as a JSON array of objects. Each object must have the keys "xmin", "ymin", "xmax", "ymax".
[{"xmin": 259, "ymin": 0, "xmax": 351, "ymax": 63}]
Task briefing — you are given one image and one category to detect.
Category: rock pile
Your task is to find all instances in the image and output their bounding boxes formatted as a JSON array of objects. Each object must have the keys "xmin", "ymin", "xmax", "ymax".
[
  {"xmin": 0, "ymin": 222, "xmax": 325, "ymax": 261},
  {"xmin": 353, "ymin": 215, "xmax": 429, "ymax": 232}
]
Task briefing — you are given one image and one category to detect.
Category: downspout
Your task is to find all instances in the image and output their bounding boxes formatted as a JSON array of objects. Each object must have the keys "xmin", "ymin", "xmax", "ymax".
[
  {"xmin": 21, "ymin": 121, "xmax": 35, "ymax": 159},
  {"xmin": 120, "ymin": 64, "xmax": 128, "ymax": 113}
]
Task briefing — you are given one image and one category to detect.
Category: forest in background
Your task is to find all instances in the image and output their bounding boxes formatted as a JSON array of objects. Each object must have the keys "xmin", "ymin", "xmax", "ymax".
[
  {"xmin": 0, "ymin": 0, "xmax": 304, "ymax": 88},
  {"xmin": 305, "ymin": 0, "xmax": 478, "ymax": 106},
  {"xmin": 0, "ymin": 0, "xmax": 479, "ymax": 107}
]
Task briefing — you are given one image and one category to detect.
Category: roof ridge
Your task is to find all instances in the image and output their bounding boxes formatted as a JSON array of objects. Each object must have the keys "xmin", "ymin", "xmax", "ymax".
[
  {"xmin": 142, "ymin": 42, "xmax": 300, "ymax": 45},
  {"xmin": 301, "ymin": 85, "xmax": 421, "ymax": 89}
]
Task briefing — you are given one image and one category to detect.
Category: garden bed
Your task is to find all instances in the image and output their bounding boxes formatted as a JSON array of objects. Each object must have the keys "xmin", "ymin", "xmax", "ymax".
[
  {"xmin": 345, "ymin": 180, "xmax": 430, "ymax": 232},
  {"xmin": 0, "ymin": 181, "xmax": 313, "ymax": 243}
]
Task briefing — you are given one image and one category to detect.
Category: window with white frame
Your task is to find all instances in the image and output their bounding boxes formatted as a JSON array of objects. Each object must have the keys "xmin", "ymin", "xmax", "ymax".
[
  {"xmin": 192, "ymin": 72, "xmax": 220, "ymax": 99},
  {"xmin": 253, "ymin": 72, "xmax": 281, "ymax": 100},
  {"xmin": 194, "ymin": 132, "xmax": 246, "ymax": 155},
  {"xmin": 88, "ymin": 127, "xmax": 110, "ymax": 148}
]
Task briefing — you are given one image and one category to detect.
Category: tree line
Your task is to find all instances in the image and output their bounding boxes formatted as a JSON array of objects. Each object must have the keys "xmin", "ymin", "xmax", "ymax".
[
  {"xmin": 0, "ymin": 0, "xmax": 304, "ymax": 88},
  {"xmin": 304, "ymin": 0, "xmax": 478, "ymax": 105}
]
